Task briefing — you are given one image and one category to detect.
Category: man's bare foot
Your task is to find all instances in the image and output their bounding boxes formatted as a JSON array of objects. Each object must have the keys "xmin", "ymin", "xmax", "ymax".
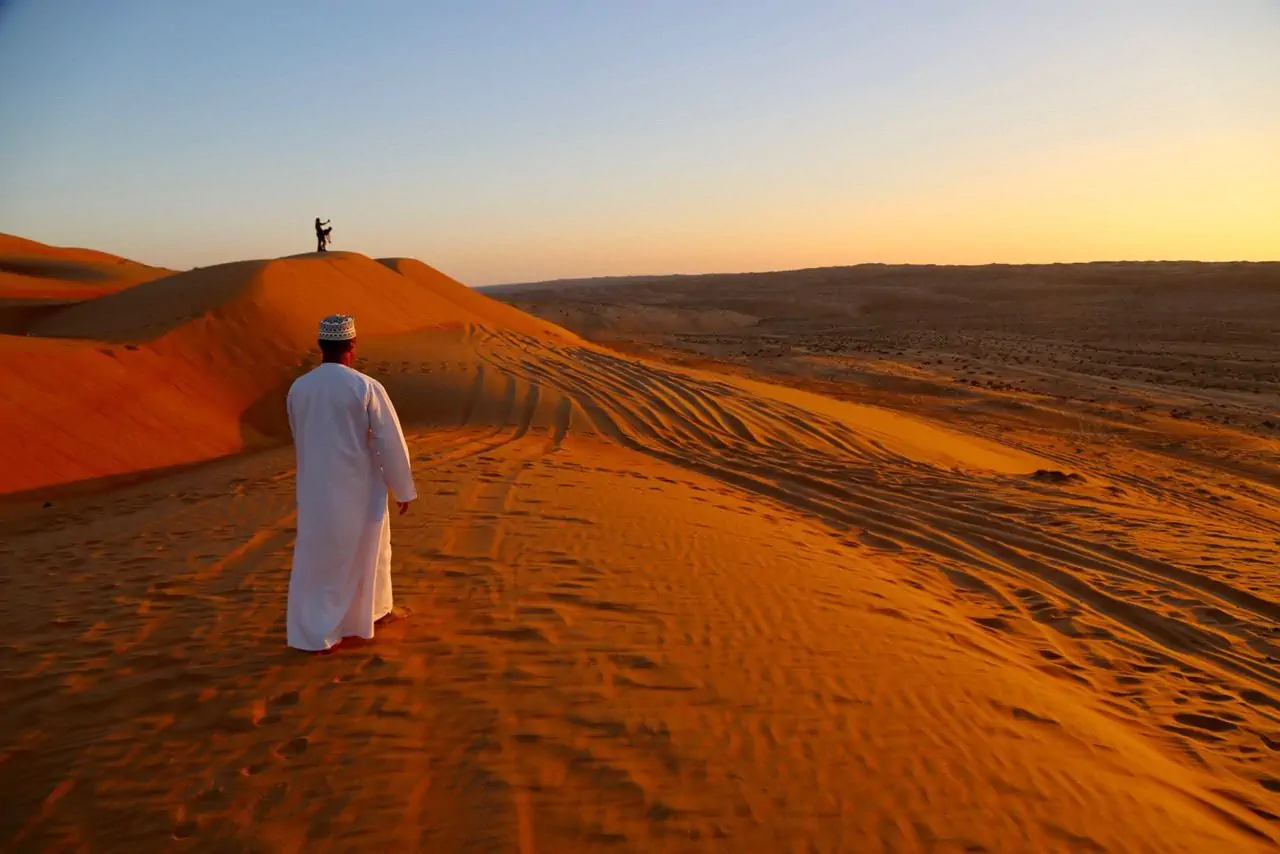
[{"xmin": 377, "ymin": 606, "xmax": 411, "ymax": 625}]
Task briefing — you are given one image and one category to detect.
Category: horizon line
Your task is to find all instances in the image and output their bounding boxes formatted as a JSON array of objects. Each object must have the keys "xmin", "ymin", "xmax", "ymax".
[{"xmin": 477, "ymin": 257, "xmax": 1280, "ymax": 289}]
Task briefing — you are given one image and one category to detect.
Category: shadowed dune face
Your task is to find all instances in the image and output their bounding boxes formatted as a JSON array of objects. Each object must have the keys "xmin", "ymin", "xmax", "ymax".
[
  {"xmin": 0, "ymin": 233, "xmax": 175, "ymax": 333},
  {"xmin": 1, "ymin": 257, "xmax": 121, "ymax": 283},
  {"xmin": 3, "ymin": 242, "xmax": 1280, "ymax": 850},
  {"xmin": 0, "ymin": 250, "xmax": 578, "ymax": 496},
  {"xmin": 0, "ymin": 232, "xmax": 172, "ymax": 301}
]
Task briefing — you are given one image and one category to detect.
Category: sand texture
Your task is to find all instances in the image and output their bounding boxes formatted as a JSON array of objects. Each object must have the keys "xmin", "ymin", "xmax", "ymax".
[
  {"xmin": 0, "ymin": 234, "xmax": 173, "ymax": 335},
  {"xmin": 2, "ymin": 241, "xmax": 1279, "ymax": 851}
]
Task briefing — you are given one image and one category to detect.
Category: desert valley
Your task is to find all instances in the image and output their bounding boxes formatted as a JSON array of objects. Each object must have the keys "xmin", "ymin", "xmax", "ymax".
[{"xmin": 2, "ymin": 233, "xmax": 1279, "ymax": 852}]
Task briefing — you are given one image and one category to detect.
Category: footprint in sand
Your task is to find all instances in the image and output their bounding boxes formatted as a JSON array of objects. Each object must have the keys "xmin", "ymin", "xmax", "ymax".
[
  {"xmin": 1241, "ymin": 689, "xmax": 1279, "ymax": 709},
  {"xmin": 1011, "ymin": 706, "xmax": 1060, "ymax": 726},
  {"xmin": 253, "ymin": 782, "xmax": 290, "ymax": 820},
  {"xmin": 858, "ymin": 531, "xmax": 902, "ymax": 552},
  {"xmin": 277, "ymin": 736, "xmax": 309, "ymax": 758},
  {"xmin": 272, "ymin": 690, "xmax": 300, "ymax": 707},
  {"xmin": 474, "ymin": 626, "xmax": 549, "ymax": 643},
  {"xmin": 172, "ymin": 820, "xmax": 198, "ymax": 839},
  {"xmin": 972, "ymin": 615, "xmax": 1013, "ymax": 632},
  {"xmin": 1173, "ymin": 712, "xmax": 1238, "ymax": 733}
]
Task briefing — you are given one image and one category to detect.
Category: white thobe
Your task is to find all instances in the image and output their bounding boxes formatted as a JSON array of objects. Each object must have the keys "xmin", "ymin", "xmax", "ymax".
[{"xmin": 286, "ymin": 363, "xmax": 416, "ymax": 651}]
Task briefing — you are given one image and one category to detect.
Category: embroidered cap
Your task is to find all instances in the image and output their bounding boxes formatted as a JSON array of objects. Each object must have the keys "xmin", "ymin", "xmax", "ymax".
[{"xmin": 318, "ymin": 314, "xmax": 356, "ymax": 341}]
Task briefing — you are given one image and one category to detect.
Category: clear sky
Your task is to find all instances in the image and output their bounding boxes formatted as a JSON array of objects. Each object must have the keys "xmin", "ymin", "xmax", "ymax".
[{"xmin": 1, "ymin": 1, "xmax": 1277, "ymax": 284}]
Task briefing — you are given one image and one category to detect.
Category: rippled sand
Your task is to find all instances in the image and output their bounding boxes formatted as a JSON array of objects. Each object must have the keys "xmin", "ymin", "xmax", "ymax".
[{"xmin": 3, "ymin": 239, "xmax": 1278, "ymax": 850}]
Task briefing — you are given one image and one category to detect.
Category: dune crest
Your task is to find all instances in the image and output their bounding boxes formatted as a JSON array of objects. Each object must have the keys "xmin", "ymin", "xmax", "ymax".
[
  {"xmin": 0, "ymin": 233, "xmax": 173, "ymax": 333},
  {"xmin": 0, "ymin": 232, "xmax": 171, "ymax": 298},
  {"xmin": 3, "ymin": 250, "xmax": 579, "ymax": 496}
]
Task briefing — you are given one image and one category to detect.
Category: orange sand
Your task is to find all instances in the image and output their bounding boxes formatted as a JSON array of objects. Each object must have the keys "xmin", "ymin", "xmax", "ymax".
[
  {"xmin": 1, "ymin": 238, "xmax": 1277, "ymax": 851},
  {"xmin": 0, "ymin": 233, "xmax": 171, "ymax": 301}
]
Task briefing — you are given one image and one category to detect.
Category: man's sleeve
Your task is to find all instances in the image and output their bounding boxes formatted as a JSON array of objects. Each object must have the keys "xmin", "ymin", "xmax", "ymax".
[{"xmin": 367, "ymin": 380, "xmax": 417, "ymax": 502}]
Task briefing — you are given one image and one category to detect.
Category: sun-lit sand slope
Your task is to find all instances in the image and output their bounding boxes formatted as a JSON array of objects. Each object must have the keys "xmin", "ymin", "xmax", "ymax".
[
  {"xmin": 0, "ymin": 249, "xmax": 575, "ymax": 496},
  {"xmin": 0, "ymin": 233, "xmax": 171, "ymax": 300},
  {"xmin": 0, "ymin": 233, "xmax": 173, "ymax": 334},
  {"xmin": 3, "ymin": 247, "xmax": 1279, "ymax": 851}
]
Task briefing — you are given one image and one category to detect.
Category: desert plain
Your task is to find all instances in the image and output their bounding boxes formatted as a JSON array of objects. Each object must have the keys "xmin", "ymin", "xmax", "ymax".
[{"xmin": 2, "ymin": 233, "xmax": 1278, "ymax": 852}]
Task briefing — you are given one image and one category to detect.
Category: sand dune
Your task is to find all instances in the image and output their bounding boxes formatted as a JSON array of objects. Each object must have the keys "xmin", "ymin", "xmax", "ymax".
[
  {"xmin": 3, "ymin": 243, "xmax": 1279, "ymax": 850},
  {"xmin": 0, "ymin": 233, "xmax": 171, "ymax": 299},
  {"xmin": 0, "ymin": 233, "xmax": 173, "ymax": 333},
  {"xmin": 2, "ymin": 250, "xmax": 577, "ymax": 496}
]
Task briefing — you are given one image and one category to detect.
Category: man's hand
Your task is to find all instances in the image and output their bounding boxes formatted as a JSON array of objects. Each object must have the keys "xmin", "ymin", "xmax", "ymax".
[{"xmin": 396, "ymin": 500, "xmax": 412, "ymax": 516}]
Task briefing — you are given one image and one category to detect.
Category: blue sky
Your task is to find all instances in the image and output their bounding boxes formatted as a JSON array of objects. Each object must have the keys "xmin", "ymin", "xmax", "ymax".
[{"xmin": 1, "ymin": 1, "xmax": 1277, "ymax": 283}]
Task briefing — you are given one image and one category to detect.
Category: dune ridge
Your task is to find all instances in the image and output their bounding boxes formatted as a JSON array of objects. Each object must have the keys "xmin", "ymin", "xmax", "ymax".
[
  {"xmin": 0, "ymin": 233, "xmax": 171, "ymax": 297},
  {"xmin": 2, "ymin": 250, "xmax": 578, "ymax": 496},
  {"xmin": 0, "ymin": 233, "xmax": 174, "ymax": 333}
]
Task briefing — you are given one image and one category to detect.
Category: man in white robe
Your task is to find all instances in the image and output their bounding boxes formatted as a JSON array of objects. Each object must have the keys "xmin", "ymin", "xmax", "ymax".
[{"xmin": 286, "ymin": 314, "xmax": 417, "ymax": 651}]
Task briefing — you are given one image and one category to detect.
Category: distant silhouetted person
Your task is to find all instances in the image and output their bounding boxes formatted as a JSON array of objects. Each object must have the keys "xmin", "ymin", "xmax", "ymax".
[{"xmin": 315, "ymin": 218, "xmax": 332, "ymax": 252}]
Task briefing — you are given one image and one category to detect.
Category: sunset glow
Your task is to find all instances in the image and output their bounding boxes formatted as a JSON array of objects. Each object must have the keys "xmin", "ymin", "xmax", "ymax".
[{"xmin": 1, "ymin": 1, "xmax": 1276, "ymax": 281}]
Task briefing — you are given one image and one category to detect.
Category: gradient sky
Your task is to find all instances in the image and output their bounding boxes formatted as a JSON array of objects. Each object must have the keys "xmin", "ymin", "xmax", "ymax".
[{"xmin": 1, "ymin": 1, "xmax": 1277, "ymax": 284}]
